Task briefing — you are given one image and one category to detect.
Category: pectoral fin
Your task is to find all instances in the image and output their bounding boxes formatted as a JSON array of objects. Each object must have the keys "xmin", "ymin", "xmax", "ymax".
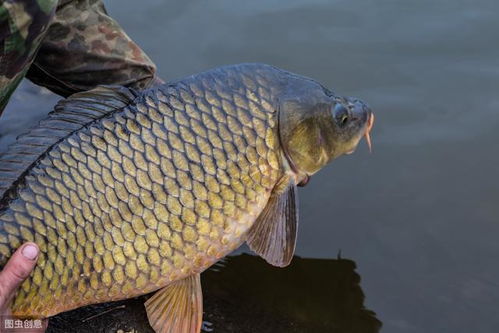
[
  {"xmin": 246, "ymin": 175, "xmax": 298, "ymax": 267},
  {"xmin": 145, "ymin": 274, "xmax": 203, "ymax": 333}
]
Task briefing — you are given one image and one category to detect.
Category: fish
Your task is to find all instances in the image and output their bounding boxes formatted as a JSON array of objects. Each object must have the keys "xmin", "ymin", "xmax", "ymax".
[{"xmin": 0, "ymin": 63, "xmax": 373, "ymax": 333}]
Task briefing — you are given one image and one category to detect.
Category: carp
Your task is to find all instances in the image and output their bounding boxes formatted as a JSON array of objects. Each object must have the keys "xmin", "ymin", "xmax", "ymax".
[{"xmin": 0, "ymin": 63, "xmax": 373, "ymax": 332}]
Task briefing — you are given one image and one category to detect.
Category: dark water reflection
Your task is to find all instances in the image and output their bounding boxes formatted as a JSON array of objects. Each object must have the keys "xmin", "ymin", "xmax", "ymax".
[
  {"xmin": 1, "ymin": 0, "xmax": 499, "ymax": 332},
  {"xmin": 47, "ymin": 254, "xmax": 380, "ymax": 333}
]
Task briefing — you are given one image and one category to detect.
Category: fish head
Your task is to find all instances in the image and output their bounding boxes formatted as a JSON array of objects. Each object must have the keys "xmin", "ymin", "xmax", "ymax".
[
  {"xmin": 277, "ymin": 76, "xmax": 374, "ymax": 183},
  {"xmin": 330, "ymin": 96, "xmax": 374, "ymax": 156}
]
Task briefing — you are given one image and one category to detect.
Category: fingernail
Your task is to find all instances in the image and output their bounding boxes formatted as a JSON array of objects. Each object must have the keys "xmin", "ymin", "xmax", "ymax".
[{"xmin": 21, "ymin": 244, "xmax": 39, "ymax": 260}]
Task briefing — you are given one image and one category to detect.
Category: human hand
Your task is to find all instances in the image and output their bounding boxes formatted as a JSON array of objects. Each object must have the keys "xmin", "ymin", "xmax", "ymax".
[{"xmin": 0, "ymin": 243, "xmax": 46, "ymax": 332}]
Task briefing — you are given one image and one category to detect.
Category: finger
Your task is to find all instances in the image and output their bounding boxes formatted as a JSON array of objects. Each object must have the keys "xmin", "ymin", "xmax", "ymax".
[{"xmin": 0, "ymin": 243, "xmax": 39, "ymax": 306}]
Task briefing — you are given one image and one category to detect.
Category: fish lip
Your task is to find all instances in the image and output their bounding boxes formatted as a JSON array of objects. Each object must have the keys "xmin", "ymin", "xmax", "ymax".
[{"xmin": 345, "ymin": 110, "xmax": 372, "ymax": 155}]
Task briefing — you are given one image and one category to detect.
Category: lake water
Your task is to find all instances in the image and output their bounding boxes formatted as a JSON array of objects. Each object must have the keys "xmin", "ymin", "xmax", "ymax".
[{"xmin": 1, "ymin": 0, "xmax": 499, "ymax": 332}]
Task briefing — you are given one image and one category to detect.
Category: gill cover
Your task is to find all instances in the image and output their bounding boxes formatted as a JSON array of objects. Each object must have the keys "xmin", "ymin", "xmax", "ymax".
[{"xmin": 278, "ymin": 77, "xmax": 335, "ymax": 176}]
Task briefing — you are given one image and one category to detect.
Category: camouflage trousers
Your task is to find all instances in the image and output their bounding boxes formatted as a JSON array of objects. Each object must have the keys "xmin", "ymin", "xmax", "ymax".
[{"xmin": 0, "ymin": 0, "xmax": 158, "ymax": 115}]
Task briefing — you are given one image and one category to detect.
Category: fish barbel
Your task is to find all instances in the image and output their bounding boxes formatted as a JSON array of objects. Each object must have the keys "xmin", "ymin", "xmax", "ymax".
[
  {"xmin": 365, "ymin": 112, "xmax": 375, "ymax": 152},
  {"xmin": 0, "ymin": 63, "xmax": 373, "ymax": 332}
]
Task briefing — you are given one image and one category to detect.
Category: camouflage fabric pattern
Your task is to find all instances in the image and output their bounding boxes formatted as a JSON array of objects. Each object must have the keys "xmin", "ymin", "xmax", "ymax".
[
  {"xmin": 0, "ymin": 0, "xmax": 158, "ymax": 115},
  {"xmin": 0, "ymin": 0, "xmax": 58, "ymax": 112}
]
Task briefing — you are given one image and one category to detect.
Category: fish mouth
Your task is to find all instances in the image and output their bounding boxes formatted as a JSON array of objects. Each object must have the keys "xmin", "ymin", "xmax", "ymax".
[
  {"xmin": 364, "ymin": 112, "xmax": 374, "ymax": 153},
  {"xmin": 346, "ymin": 111, "xmax": 374, "ymax": 155}
]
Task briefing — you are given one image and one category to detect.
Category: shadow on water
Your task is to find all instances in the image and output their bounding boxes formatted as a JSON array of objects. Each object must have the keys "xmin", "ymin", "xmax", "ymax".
[{"xmin": 47, "ymin": 254, "xmax": 381, "ymax": 333}]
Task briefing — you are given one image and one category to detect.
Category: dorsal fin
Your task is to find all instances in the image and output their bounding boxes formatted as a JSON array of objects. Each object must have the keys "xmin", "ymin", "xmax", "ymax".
[{"xmin": 0, "ymin": 85, "xmax": 137, "ymax": 199}]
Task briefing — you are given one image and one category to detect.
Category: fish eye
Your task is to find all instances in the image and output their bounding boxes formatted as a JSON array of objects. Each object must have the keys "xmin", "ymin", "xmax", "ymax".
[{"xmin": 333, "ymin": 103, "xmax": 349, "ymax": 126}]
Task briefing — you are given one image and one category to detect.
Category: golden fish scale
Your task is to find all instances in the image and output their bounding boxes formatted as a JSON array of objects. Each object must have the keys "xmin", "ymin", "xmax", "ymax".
[{"xmin": 0, "ymin": 68, "xmax": 283, "ymax": 317}]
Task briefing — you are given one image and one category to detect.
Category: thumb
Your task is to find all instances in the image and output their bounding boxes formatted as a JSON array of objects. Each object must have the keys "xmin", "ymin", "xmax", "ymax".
[{"xmin": 0, "ymin": 243, "xmax": 39, "ymax": 309}]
